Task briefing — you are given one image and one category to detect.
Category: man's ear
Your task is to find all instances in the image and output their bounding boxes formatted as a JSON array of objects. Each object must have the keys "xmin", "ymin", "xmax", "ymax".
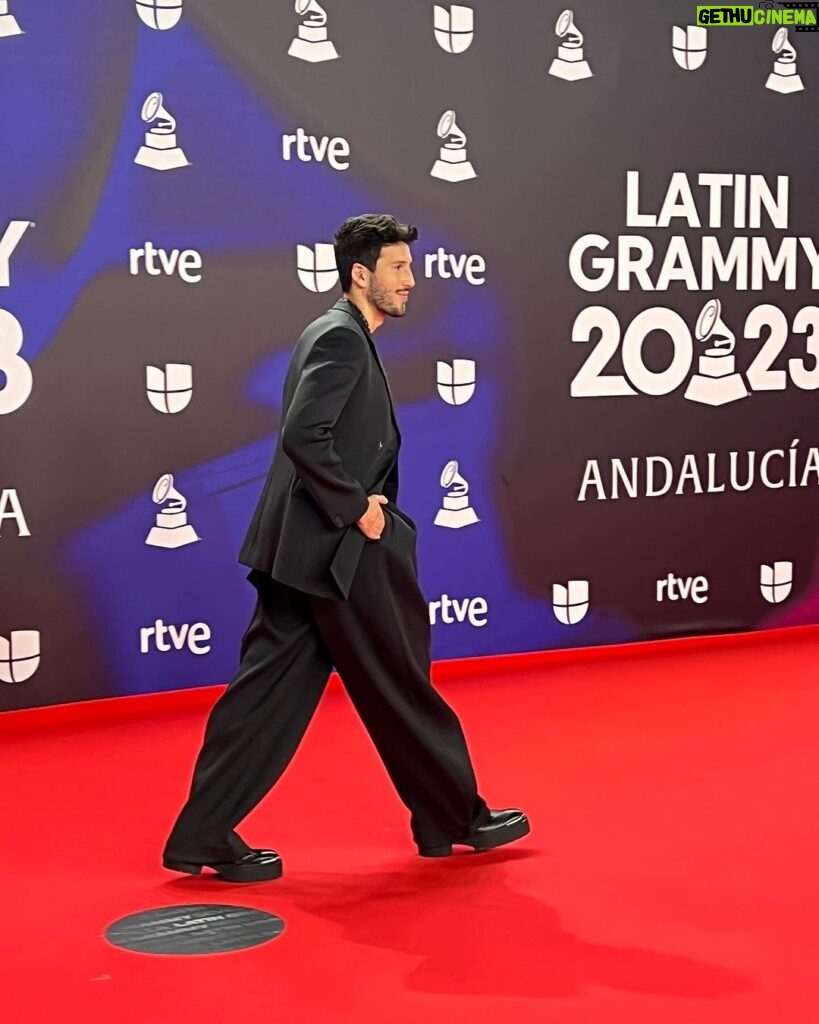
[{"xmin": 351, "ymin": 262, "xmax": 369, "ymax": 289}]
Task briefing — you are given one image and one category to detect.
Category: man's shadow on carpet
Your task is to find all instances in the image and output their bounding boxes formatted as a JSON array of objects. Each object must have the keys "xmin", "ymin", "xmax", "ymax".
[{"xmin": 174, "ymin": 847, "xmax": 753, "ymax": 1001}]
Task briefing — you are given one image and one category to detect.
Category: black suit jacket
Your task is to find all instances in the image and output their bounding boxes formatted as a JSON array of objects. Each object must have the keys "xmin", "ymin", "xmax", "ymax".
[{"xmin": 239, "ymin": 298, "xmax": 404, "ymax": 599}]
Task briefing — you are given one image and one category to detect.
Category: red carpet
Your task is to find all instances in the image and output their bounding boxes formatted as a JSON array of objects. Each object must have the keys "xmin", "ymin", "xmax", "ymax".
[{"xmin": 2, "ymin": 629, "xmax": 819, "ymax": 1024}]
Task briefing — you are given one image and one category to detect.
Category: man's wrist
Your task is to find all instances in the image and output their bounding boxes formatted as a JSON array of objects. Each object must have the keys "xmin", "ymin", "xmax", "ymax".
[{"xmin": 354, "ymin": 495, "xmax": 370, "ymax": 524}]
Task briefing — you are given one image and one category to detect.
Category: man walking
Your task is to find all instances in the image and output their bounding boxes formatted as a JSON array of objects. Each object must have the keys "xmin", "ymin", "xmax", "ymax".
[{"xmin": 163, "ymin": 215, "xmax": 529, "ymax": 881}]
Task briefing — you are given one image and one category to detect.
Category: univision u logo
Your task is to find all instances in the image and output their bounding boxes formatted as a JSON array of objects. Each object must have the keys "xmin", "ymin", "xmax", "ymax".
[
  {"xmin": 146, "ymin": 363, "xmax": 193, "ymax": 414},
  {"xmin": 297, "ymin": 243, "xmax": 339, "ymax": 293},
  {"xmin": 552, "ymin": 581, "xmax": 589, "ymax": 625},
  {"xmin": 760, "ymin": 562, "xmax": 793, "ymax": 604},
  {"xmin": 136, "ymin": 0, "xmax": 183, "ymax": 30},
  {"xmin": 672, "ymin": 26, "xmax": 707, "ymax": 71},
  {"xmin": 437, "ymin": 359, "xmax": 476, "ymax": 405},
  {"xmin": 0, "ymin": 630, "xmax": 40, "ymax": 683},
  {"xmin": 434, "ymin": 5, "xmax": 474, "ymax": 54}
]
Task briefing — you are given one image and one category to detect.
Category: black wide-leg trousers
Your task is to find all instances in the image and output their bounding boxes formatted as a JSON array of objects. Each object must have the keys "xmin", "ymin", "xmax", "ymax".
[{"xmin": 164, "ymin": 509, "xmax": 489, "ymax": 863}]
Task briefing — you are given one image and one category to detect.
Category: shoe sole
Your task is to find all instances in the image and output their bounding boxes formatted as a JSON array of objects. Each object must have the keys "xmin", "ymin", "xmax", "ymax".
[
  {"xmin": 418, "ymin": 814, "xmax": 531, "ymax": 858},
  {"xmin": 163, "ymin": 857, "xmax": 283, "ymax": 882}
]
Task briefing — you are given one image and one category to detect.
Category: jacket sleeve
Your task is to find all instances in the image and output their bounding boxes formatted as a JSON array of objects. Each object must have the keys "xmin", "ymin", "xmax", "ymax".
[
  {"xmin": 383, "ymin": 458, "xmax": 399, "ymax": 504},
  {"xmin": 281, "ymin": 327, "xmax": 371, "ymax": 529}
]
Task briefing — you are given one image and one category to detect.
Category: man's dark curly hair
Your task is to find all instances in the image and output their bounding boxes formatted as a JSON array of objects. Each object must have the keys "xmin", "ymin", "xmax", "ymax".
[{"xmin": 333, "ymin": 214, "xmax": 418, "ymax": 291}]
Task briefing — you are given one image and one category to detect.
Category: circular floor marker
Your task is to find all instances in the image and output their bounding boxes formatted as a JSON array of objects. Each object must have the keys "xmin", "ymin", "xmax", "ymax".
[{"xmin": 105, "ymin": 904, "xmax": 285, "ymax": 955}]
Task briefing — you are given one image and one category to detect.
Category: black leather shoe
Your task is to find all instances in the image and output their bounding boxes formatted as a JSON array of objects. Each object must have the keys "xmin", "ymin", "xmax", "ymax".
[
  {"xmin": 418, "ymin": 809, "xmax": 530, "ymax": 858},
  {"xmin": 163, "ymin": 848, "xmax": 283, "ymax": 882}
]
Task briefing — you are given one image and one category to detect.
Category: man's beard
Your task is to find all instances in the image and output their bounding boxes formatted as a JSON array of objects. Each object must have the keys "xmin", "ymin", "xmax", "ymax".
[{"xmin": 366, "ymin": 280, "xmax": 407, "ymax": 318}]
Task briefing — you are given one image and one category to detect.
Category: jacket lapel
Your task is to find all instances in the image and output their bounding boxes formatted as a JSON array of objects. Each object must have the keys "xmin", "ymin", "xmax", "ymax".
[{"xmin": 333, "ymin": 299, "xmax": 401, "ymax": 443}]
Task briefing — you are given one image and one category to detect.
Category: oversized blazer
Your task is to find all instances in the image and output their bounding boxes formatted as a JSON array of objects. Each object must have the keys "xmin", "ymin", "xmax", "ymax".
[{"xmin": 239, "ymin": 298, "xmax": 406, "ymax": 600}]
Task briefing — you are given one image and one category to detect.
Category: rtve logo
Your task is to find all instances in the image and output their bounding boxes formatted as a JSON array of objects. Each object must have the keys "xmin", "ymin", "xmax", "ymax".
[
  {"xmin": 0, "ymin": 488, "xmax": 30, "ymax": 537},
  {"xmin": 129, "ymin": 242, "xmax": 203, "ymax": 283},
  {"xmin": 656, "ymin": 573, "xmax": 709, "ymax": 604},
  {"xmin": 552, "ymin": 580, "xmax": 589, "ymax": 625},
  {"xmin": 297, "ymin": 243, "xmax": 339, "ymax": 292},
  {"xmin": 424, "ymin": 248, "xmax": 485, "ymax": 285},
  {"xmin": 429, "ymin": 594, "xmax": 488, "ymax": 628},
  {"xmin": 135, "ymin": 0, "xmax": 183, "ymax": 31},
  {"xmin": 434, "ymin": 5, "xmax": 474, "ymax": 53},
  {"xmin": 140, "ymin": 619, "xmax": 212, "ymax": 655},
  {"xmin": 282, "ymin": 128, "xmax": 350, "ymax": 171},
  {"xmin": 146, "ymin": 364, "xmax": 193, "ymax": 414},
  {"xmin": 760, "ymin": 561, "xmax": 793, "ymax": 604},
  {"xmin": 0, "ymin": 630, "xmax": 40, "ymax": 684}
]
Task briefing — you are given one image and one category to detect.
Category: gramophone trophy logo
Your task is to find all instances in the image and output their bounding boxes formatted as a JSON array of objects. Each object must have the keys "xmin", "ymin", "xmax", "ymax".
[
  {"xmin": 145, "ymin": 474, "xmax": 200, "ymax": 548},
  {"xmin": 288, "ymin": 0, "xmax": 339, "ymax": 62},
  {"xmin": 430, "ymin": 110, "xmax": 477, "ymax": 182},
  {"xmin": 135, "ymin": 0, "xmax": 183, "ymax": 31},
  {"xmin": 766, "ymin": 28, "xmax": 805, "ymax": 94},
  {"xmin": 0, "ymin": 1, "xmax": 22, "ymax": 37},
  {"xmin": 134, "ymin": 92, "xmax": 189, "ymax": 171},
  {"xmin": 672, "ymin": 25, "xmax": 708, "ymax": 70},
  {"xmin": 684, "ymin": 298, "xmax": 748, "ymax": 407},
  {"xmin": 434, "ymin": 460, "xmax": 480, "ymax": 528},
  {"xmin": 548, "ymin": 9, "xmax": 593, "ymax": 81}
]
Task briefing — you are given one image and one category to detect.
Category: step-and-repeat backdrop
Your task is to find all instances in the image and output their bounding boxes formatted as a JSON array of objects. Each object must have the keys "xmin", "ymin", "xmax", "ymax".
[{"xmin": 2, "ymin": 0, "xmax": 818, "ymax": 709}]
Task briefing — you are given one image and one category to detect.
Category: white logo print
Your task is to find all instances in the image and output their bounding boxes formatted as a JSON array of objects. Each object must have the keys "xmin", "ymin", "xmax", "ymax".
[
  {"xmin": 135, "ymin": 0, "xmax": 182, "ymax": 31},
  {"xmin": 297, "ymin": 243, "xmax": 339, "ymax": 292},
  {"xmin": 656, "ymin": 573, "xmax": 709, "ymax": 604},
  {"xmin": 760, "ymin": 561, "xmax": 793, "ymax": 604},
  {"xmin": 288, "ymin": 0, "xmax": 339, "ymax": 62},
  {"xmin": 672, "ymin": 25, "xmax": 707, "ymax": 71},
  {"xmin": 135, "ymin": 92, "xmax": 189, "ymax": 171},
  {"xmin": 424, "ymin": 248, "xmax": 486, "ymax": 285},
  {"xmin": 146, "ymin": 364, "xmax": 193, "ymax": 414},
  {"xmin": 0, "ymin": 488, "xmax": 30, "ymax": 537},
  {"xmin": 0, "ymin": 630, "xmax": 40, "ymax": 683},
  {"xmin": 434, "ymin": 5, "xmax": 474, "ymax": 54},
  {"xmin": 684, "ymin": 298, "xmax": 748, "ymax": 407},
  {"xmin": 0, "ymin": 1, "xmax": 22, "ymax": 38},
  {"xmin": 282, "ymin": 128, "xmax": 350, "ymax": 170},
  {"xmin": 434, "ymin": 460, "xmax": 480, "ymax": 528},
  {"xmin": 146, "ymin": 473, "xmax": 200, "ymax": 548},
  {"xmin": 766, "ymin": 28, "xmax": 804, "ymax": 94},
  {"xmin": 549, "ymin": 9, "xmax": 593, "ymax": 81},
  {"xmin": 431, "ymin": 110, "xmax": 477, "ymax": 182},
  {"xmin": 429, "ymin": 594, "xmax": 488, "ymax": 627},
  {"xmin": 130, "ymin": 243, "xmax": 203, "ymax": 283},
  {"xmin": 552, "ymin": 581, "xmax": 589, "ymax": 625},
  {"xmin": 0, "ymin": 309, "xmax": 33, "ymax": 416},
  {"xmin": 140, "ymin": 619, "xmax": 211, "ymax": 654},
  {"xmin": 437, "ymin": 360, "xmax": 476, "ymax": 405},
  {"xmin": 0, "ymin": 221, "xmax": 33, "ymax": 288}
]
